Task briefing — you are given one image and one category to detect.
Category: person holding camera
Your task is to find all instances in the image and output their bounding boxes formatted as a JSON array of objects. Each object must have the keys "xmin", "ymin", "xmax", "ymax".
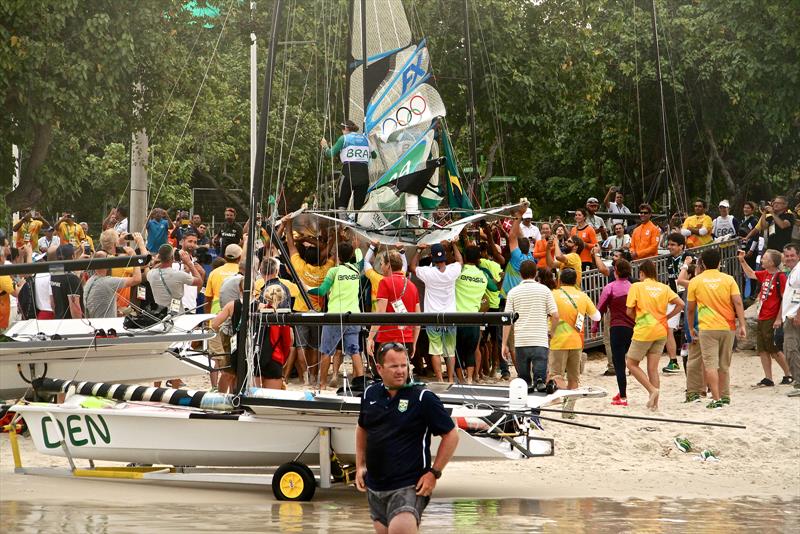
[
  {"xmin": 13, "ymin": 208, "xmax": 50, "ymax": 249},
  {"xmin": 147, "ymin": 243, "xmax": 203, "ymax": 311},
  {"xmin": 55, "ymin": 212, "xmax": 86, "ymax": 247},
  {"xmin": 146, "ymin": 208, "xmax": 174, "ymax": 254},
  {"xmin": 604, "ymin": 186, "xmax": 631, "ymax": 230}
]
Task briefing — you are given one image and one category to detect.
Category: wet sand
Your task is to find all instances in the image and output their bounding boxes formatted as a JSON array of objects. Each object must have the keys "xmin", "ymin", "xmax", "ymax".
[{"xmin": 1, "ymin": 349, "xmax": 799, "ymax": 507}]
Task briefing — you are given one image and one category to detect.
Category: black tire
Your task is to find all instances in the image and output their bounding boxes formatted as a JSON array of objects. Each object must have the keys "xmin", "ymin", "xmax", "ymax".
[{"xmin": 272, "ymin": 461, "xmax": 316, "ymax": 501}]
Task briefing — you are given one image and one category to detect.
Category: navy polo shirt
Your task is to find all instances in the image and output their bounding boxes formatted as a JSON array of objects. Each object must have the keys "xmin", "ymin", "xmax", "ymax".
[{"xmin": 358, "ymin": 384, "xmax": 455, "ymax": 491}]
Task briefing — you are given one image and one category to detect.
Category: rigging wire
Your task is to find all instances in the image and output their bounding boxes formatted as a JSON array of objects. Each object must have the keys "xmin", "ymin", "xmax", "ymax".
[
  {"xmin": 632, "ymin": 0, "xmax": 646, "ymax": 199},
  {"xmin": 146, "ymin": 0, "xmax": 236, "ymax": 227}
]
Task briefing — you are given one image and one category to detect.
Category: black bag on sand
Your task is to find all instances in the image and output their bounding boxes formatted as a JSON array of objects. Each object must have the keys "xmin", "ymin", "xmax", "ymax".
[{"xmin": 123, "ymin": 303, "xmax": 169, "ymax": 330}]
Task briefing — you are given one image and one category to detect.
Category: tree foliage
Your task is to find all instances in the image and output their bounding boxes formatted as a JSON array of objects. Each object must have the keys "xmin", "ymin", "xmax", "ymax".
[{"xmin": 2, "ymin": 0, "xmax": 798, "ymax": 229}]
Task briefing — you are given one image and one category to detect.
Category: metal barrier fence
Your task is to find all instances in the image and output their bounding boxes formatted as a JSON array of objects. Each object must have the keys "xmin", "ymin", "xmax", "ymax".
[{"xmin": 581, "ymin": 239, "xmax": 742, "ymax": 349}]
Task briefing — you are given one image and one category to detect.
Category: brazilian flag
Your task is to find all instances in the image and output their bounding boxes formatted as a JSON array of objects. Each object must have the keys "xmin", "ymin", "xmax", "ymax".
[{"xmin": 441, "ymin": 127, "xmax": 474, "ymax": 212}]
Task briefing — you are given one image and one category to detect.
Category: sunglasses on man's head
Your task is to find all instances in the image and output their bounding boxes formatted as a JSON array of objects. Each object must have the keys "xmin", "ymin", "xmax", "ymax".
[{"xmin": 378, "ymin": 342, "xmax": 408, "ymax": 357}]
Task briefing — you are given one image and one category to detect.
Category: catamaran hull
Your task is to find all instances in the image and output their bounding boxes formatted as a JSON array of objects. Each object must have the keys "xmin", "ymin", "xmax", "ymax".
[
  {"xmin": 11, "ymin": 403, "xmax": 539, "ymax": 466},
  {"xmin": 0, "ymin": 316, "xmax": 215, "ymax": 400}
]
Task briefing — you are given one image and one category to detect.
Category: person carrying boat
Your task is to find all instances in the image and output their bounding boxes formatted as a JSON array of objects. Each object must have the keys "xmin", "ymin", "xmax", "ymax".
[
  {"xmin": 320, "ymin": 119, "xmax": 376, "ymax": 213},
  {"xmin": 356, "ymin": 343, "xmax": 459, "ymax": 534},
  {"xmin": 309, "ymin": 241, "xmax": 365, "ymax": 390}
]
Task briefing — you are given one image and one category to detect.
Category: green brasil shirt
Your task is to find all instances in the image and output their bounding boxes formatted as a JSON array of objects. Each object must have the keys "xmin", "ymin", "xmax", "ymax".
[
  {"xmin": 309, "ymin": 262, "xmax": 361, "ymax": 313},
  {"xmin": 479, "ymin": 258, "xmax": 502, "ymax": 309},
  {"xmin": 455, "ymin": 264, "xmax": 489, "ymax": 312}
]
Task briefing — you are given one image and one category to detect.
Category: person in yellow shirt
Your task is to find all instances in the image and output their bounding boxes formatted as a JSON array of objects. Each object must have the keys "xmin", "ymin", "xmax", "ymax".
[
  {"xmin": 625, "ymin": 260, "xmax": 684, "ymax": 410},
  {"xmin": 13, "ymin": 209, "xmax": 50, "ymax": 248},
  {"xmin": 681, "ymin": 199, "xmax": 713, "ymax": 248},
  {"xmin": 54, "ymin": 212, "xmax": 87, "ymax": 247},
  {"xmin": 204, "ymin": 244, "xmax": 243, "ymax": 314},
  {"xmin": 686, "ymin": 247, "xmax": 747, "ymax": 408},
  {"xmin": 79, "ymin": 222, "xmax": 95, "ymax": 253},
  {"xmin": 546, "ymin": 235, "xmax": 584, "ymax": 288},
  {"xmin": 0, "ymin": 275, "xmax": 18, "ymax": 331},
  {"xmin": 282, "ymin": 216, "xmax": 335, "ymax": 380},
  {"xmin": 549, "ymin": 268, "xmax": 600, "ymax": 390}
]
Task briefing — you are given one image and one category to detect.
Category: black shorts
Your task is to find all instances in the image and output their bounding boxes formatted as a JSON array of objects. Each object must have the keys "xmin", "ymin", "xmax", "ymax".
[
  {"xmin": 253, "ymin": 357, "xmax": 282, "ymax": 379},
  {"xmin": 367, "ymin": 485, "xmax": 429, "ymax": 527},
  {"xmin": 455, "ymin": 326, "xmax": 480, "ymax": 368}
]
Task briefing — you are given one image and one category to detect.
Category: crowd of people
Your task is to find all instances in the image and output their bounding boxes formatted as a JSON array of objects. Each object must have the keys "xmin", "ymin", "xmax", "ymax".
[{"xmin": 1, "ymin": 189, "xmax": 799, "ymax": 406}]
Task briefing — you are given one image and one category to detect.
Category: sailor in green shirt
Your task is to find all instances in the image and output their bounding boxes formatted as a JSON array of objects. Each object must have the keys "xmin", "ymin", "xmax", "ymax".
[
  {"xmin": 309, "ymin": 241, "xmax": 364, "ymax": 389},
  {"xmin": 454, "ymin": 245, "xmax": 494, "ymax": 383}
]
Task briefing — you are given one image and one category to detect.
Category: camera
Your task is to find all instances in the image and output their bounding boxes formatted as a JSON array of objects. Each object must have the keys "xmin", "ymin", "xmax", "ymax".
[{"xmin": 123, "ymin": 233, "xmax": 134, "ymax": 240}]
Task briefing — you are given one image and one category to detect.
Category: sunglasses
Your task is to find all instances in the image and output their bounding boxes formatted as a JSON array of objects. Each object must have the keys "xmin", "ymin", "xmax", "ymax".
[
  {"xmin": 640, "ymin": 211, "xmax": 651, "ymax": 215},
  {"xmin": 378, "ymin": 342, "xmax": 407, "ymax": 355}
]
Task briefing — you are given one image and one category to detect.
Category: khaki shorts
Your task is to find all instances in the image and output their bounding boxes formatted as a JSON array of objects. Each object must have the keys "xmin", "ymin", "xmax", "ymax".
[
  {"xmin": 549, "ymin": 349, "xmax": 582, "ymax": 382},
  {"xmin": 698, "ymin": 330, "xmax": 735, "ymax": 370},
  {"xmin": 209, "ymin": 329, "xmax": 232, "ymax": 367},
  {"xmin": 756, "ymin": 318, "xmax": 779, "ymax": 354},
  {"xmin": 626, "ymin": 338, "xmax": 667, "ymax": 362}
]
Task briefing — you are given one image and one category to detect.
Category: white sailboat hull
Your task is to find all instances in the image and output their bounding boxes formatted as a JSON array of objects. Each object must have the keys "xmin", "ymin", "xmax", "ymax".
[{"xmin": 0, "ymin": 316, "xmax": 215, "ymax": 399}]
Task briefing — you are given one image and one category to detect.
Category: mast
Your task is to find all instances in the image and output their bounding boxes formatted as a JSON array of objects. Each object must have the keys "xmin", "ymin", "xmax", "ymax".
[
  {"xmin": 360, "ymin": 0, "xmax": 368, "ymax": 129},
  {"xmin": 463, "ymin": 0, "xmax": 479, "ymax": 197},
  {"xmin": 237, "ymin": 0, "xmax": 282, "ymax": 393},
  {"xmin": 649, "ymin": 0, "xmax": 671, "ymax": 223}
]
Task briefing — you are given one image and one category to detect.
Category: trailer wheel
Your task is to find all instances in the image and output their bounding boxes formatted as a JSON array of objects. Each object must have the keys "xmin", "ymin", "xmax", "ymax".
[{"xmin": 273, "ymin": 462, "xmax": 316, "ymax": 501}]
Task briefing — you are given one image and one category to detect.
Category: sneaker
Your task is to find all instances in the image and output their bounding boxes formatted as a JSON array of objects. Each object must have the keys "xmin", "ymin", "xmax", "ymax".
[
  {"xmin": 684, "ymin": 392, "xmax": 701, "ymax": 403},
  {"xmin": 535, "ymin": 378, "xmax": 547, "ymax": 393},
  {"xmin": 780, "ymin": 376, "xmax": 794, "ymax": 385},
  {"xmin": 500, "ymin": 372, "xmax": 511, "ymax": 381},
  {"xmin": 662, "ymin": 361, "xmax": 681, "ymax": 374},
  {"xmin": 674, "ymin": 437, "xmax": 692, "ymax": 453},
  {"xmin": 611, "ymin": 398, "xmax": 628, "ymax": 406},
  {"xmin": 699, "ymin": 449, "xmax": 719, "ymax": 462},
  {"xmin": 611, "ymin": 393, "xmax": 621, "ymax": 402},
  {"xmin": 706, "ymin": 399, "xmax": 724, "ymax": 409},
  {"xmin": 720, "ymin": 396, "xmax": 731, "ymax": 405},
  {"xmin": 788, "ymin": 388, "xmax": 800, "ymax": 398},
  {"xmin": 752, "ymin": 377, "xmax": 775, "ymax": 388},
  {"xmin": 602, "ymin": 369, "xmax": 616, "ymax": 377}
]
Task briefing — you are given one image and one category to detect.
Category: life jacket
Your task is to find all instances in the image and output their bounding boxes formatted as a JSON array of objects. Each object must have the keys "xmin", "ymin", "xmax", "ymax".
[{"xmin": 340, "ymin": 133, "xmax": 370, "ymax": 164}]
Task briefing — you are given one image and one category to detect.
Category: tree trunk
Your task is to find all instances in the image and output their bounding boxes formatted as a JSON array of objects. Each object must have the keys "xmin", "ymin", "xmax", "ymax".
[
  {"xmin": 704, "ymin": 154, "xmax": 713, "ymax": 208},
  {"xmin": 5, "ymin": 122, "xmax": 52, "ymax": 211},
  {"xmin": 705, "ymin": 126, "xmax": 737, "ymax": 200}
]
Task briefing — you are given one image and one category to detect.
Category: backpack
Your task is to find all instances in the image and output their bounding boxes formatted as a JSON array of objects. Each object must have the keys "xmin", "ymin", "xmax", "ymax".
[{"xmin": 16, "ymin": 276, "xmax": 37, "ymax": 320}]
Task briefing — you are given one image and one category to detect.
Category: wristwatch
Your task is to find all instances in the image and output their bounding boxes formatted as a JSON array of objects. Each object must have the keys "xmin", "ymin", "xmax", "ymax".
[{"xmin": 429, "ymin": 467, "xmax": 442, "ymax": 479}]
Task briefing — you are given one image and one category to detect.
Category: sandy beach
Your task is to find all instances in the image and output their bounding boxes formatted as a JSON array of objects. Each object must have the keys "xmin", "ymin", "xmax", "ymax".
[{"xmin": 1, "ymin": 349, "xmax": 798, "ymax": 506}]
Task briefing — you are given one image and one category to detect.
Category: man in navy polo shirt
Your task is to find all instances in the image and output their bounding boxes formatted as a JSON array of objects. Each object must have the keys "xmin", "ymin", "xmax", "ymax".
[{"xmin": 356, "ymin": 343, "xmax": 459, "ymax": 533}]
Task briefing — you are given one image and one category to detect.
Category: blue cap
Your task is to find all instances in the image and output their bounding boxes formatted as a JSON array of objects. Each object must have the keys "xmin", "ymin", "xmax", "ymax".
[{"xmin": 430, "ymin": 244, "xmax": 446, "ymax": 263}]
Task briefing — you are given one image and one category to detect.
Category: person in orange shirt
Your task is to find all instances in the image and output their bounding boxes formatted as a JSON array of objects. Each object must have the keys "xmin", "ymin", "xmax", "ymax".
[
  {"xmin": 570, "ymin": 209, "xmax": 597, "ymax": 270},
  {"xmin": 630, "ymin": 203, "xmax": 661, "ymax": 259},
  {"xmin": 532, "ymin": 222, "xmax": 553, "ymax": 268}
]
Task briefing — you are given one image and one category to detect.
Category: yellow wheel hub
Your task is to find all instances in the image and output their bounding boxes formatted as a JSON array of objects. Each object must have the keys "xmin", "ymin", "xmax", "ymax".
[{"xmin": 279, "ymin": 471, "xmax": 304, "ymax": 499}]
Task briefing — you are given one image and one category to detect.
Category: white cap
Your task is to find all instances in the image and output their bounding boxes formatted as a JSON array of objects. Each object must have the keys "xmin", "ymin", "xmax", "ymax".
[
  {"xmin": 523, "ymin": 208, "xmax": 533, "ymax": 219},
  {"xmin": 718, "ymin": 200, "xmax": 730, "ymax": 208}
]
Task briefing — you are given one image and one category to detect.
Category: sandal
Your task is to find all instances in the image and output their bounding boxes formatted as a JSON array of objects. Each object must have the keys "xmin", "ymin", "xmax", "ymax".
[
  {"xmin": 780, "ymin": 376, "xmax": 794, "ymax": 385},
  {"xmin": 752, "ymin": 377, "xmax": 775, "ymax": 388}
]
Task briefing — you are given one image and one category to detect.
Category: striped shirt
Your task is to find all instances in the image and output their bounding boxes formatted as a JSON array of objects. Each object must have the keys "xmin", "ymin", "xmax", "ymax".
[{"xmin": 504, "ymin": 279, "xmax": 558, "ymax": 348}]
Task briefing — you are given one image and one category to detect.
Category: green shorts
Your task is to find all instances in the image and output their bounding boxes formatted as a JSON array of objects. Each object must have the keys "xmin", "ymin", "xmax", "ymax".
[{"xmin": 426, "ymin": 326, "xmax": 456, "ymax": 358}]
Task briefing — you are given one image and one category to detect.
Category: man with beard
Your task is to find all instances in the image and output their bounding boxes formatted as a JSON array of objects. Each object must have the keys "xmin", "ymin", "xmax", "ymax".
[
  {"xmin": 215, "ymin": 207, "xmax": 243, "ymax": 254},
  {"xmin": 681, "ymin": 200, "xmax": 713, "ymax": 248}
]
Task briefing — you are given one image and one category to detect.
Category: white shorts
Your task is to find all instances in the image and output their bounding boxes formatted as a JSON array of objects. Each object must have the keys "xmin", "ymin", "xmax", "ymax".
[{"xmin": 667, "ymin": 303, "xmax": 680, "ymax": 329}]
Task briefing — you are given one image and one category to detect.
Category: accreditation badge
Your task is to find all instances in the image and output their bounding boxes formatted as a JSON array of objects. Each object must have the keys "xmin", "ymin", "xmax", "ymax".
[{"xmin": 398, "ymin": 399, "xmax": 408, "ymax": 413}]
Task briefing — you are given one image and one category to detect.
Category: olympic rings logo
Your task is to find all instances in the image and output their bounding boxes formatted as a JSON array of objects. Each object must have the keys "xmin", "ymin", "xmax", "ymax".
[{"xmin": 381, "ymin": 94, "xmax": 428, "ymax": 136}]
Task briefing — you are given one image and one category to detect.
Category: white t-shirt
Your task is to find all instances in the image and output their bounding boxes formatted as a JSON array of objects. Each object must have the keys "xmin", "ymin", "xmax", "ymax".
[
  {"xmin": 588, "ymin": 214, "xmax": 606, "ymax": 232},
  {"xmin": 520, "ymin": 222, "xmax": 541, "ymax": 242},
  {"xmin": 414, "ymin": 263, "xmax": 462, "ymax": 313},
  {"xmin": 603, "ymin": 234, "xmax": 631, "ymax": 250},
  {"xmin": 37, "ymin": 235, "xmax": 60, "ymax": 252},
  {"xmin": 607, "ymin": 202, "xmax": 631, "ymax": 228},
  {"xmin": 172, "ymin": 261, "xmax": 198, "ymax": 312},
  {"xmin": 782, "ymin": 263, "xmax": 800, "ymax": 321},
  {"xmin": 115, "ymin": 218, "xmax": 129, "ymax": 235},
  {"xmin": 34, "ymin": 273, "xmax": 53, "ymax": 312}
]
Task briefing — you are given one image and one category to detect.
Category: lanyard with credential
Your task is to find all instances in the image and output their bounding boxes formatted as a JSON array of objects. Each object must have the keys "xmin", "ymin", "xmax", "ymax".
[{"xmin": 560, "ymin": 288, "xmax": 585, "ymax": 332}]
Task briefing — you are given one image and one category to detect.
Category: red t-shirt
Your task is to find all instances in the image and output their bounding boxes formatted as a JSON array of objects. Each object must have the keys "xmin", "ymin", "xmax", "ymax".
[
  {"xmin": 376, "ymin": 273, "xmax": 419, "ymax": 343},
  {"xmin": 755, "ymin": 270, "xmax": 787, "ymax": 320}
]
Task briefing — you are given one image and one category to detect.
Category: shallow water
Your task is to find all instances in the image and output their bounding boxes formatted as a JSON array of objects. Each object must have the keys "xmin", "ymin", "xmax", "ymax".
[{"xmin": 2, "ymin": 497, "xmax": 798, "ymax": 533}]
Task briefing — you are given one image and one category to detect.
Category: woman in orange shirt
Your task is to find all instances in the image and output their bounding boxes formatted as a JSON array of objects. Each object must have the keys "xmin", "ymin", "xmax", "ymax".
[
  {"xmin": 570, "ymin": 208, "xmax": 597, "ymax": 269},
  {"xmin": 532, "ymin": 222, "xmax": 554, "ymax": 267}
]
